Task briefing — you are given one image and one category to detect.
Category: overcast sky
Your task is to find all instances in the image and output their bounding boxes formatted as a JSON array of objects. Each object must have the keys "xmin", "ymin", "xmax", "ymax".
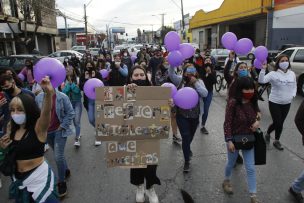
[{"xmin": 56, "ymin": 0, "xmax": 224, "ymax": 37}]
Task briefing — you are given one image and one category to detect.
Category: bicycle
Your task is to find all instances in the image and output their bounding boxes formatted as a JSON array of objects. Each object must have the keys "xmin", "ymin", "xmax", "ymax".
[{"xmin": 215, "ymin": 70, "xmax": 228, "ymax": 92}]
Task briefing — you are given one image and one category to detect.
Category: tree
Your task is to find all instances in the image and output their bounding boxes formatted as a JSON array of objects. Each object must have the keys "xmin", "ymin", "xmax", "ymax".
[{"xmin": 137, "ymin": 28, "xmax": 142, "ymax": 43}]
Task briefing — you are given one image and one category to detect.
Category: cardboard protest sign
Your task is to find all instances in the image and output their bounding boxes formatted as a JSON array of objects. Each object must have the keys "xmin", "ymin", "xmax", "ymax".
[
  {"xmin": 106, "ymin": 140, "xmax": 160, "ymax": 168},
  {"xmin": 95, "ymin": 86, "xmax": 171, "ymax": 141}
]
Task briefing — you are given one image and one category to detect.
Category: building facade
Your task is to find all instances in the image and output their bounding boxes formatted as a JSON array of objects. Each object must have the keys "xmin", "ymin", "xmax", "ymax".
[{"xmin": 0, "ymin": 0, "xmax": 57, "ymax": 56}]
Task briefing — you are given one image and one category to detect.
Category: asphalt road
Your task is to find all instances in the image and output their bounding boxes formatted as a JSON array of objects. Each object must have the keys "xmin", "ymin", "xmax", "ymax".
[{"xmin": 1, "ymin": 90, "xmax": 304, "ymax": 203}]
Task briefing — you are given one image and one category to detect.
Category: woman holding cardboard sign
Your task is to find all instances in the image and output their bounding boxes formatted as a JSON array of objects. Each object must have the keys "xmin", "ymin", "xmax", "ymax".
[
  {"xmin": 168, "ymin": 63, "xmax": 208, "ymax": 172},
  {"xmin": 126, "ymin": 65, "xmax": 161, "ymax": 203}
]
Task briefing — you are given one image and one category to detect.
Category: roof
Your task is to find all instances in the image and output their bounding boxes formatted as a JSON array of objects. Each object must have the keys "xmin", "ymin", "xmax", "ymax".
[{"xmin": 190, "ymin": 0, "xmax": 272, "ymax": 29}]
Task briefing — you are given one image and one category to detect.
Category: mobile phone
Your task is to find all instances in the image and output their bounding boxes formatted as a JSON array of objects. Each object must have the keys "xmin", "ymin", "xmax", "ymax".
[{"xmin": 0, "ymin": 92, "xmax": 4, "ymax": 100}]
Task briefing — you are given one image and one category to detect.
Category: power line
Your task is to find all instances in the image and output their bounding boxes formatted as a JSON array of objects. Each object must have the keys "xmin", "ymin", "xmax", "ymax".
[
  {"xmin": 169, "ymin": 0, "xmax": 181, "ymax": 9},
  {"xmin": 86, "ymin": 0, "xmax": 94, "ymax": 7}
]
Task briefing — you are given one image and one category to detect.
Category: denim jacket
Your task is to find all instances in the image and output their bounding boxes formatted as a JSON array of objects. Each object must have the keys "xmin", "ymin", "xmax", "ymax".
[{"xmin": 35, "ymin": 90, "xmax": 75, "ymax": 137}]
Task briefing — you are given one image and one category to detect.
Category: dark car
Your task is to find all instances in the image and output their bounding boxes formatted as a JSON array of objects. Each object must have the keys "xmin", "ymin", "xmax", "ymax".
[
  {"xmin": 210, "ymin": 49, "xmax": 230, "ymax": 69},
  {"xmin": 0, "ymin": 55, "xmax": 43, "ymax": 73}
]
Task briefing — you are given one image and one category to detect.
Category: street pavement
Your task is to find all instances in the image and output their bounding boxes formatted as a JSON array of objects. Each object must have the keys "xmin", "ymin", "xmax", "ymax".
[{"xmin": 1, "ymin": 90, "xmax": 304, "ymax": 203}]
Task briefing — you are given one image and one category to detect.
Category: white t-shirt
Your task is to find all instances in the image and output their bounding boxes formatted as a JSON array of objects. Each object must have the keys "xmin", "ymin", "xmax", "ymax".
[{"xmin": 258, "ymin": 69, "xmax": 297, "ymax": 104}]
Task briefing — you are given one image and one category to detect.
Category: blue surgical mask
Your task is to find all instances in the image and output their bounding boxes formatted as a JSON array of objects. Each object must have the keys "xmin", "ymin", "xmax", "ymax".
[
  {"xmin": 185, "ymin": 67, "xmax": 197, "ymax": 74},
  {"xmin": 11, "ymin": 113, "xmax": 26, "ymax": 125},
  {"xmin": 238, "ymin": 69, "xmax": 248, "ymax": 77}
]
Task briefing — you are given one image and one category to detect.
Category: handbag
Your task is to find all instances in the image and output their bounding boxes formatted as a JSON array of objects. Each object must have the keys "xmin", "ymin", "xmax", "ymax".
[
  {"xmin": 0, "ymin": 145, "xmax": 17, "ymax": 176},
  {"xmin": 233, "ymin": 134, "xmax": 255, "ymax": 150},
  {"xmin": 0, "ymin": 130, "xmax": 28, "ymax": 176},
  {"xmin": 254, "ymin": 128, "xmax": 266, "ymax": 165}
]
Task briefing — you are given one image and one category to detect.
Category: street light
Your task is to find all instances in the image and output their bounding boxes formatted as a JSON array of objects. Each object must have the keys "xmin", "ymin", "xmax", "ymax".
[{"xmin": 106, "ymin": 17, "xmax": 117, "ymax": 50}]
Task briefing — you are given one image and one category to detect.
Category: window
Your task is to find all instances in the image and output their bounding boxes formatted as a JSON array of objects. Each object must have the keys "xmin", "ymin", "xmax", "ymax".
[
  {"xmin": 281, "ymin": 49, "xmax": 294, "ymax": 58},
  {"xmin": 0, "ymin": 57, "xmax": 10, "ymax": 66},
  {"xmin": 13, "ymin": 58, "xmax": 26, "ymax": 67},
  {"xmin": 294, "ymin": 49, "xmax": 304, "ymax": 63}
]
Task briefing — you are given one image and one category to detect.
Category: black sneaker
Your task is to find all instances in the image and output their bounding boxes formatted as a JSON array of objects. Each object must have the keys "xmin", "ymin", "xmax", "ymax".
[
  {"xmin": 200, "ymin": 127, "xmax": 209, "ymax": 134},
  {"xmin": 273, "ymin": 141, "xmax": 284, "ymax": 151},
  {"xmin": 58, "ymin": 182, "xmax": 67, "ymax": 198},
  {"xmin": 65, "ymin": 169, "xmax": 71, "ymax": 179},
  {"xmin": 289, "ymin": 187, "xmax": 304, "ymax": 203},
  {"xmin": 183, "ymin": 162, "xmax": 190, "ymax": 172},
  {"xmin": 173, "ymin": 134, "xmax": 182, "ymax": 143},
  {"xmin": 236, "ymin": 153, "xmax": 243, "ymax": 164}
]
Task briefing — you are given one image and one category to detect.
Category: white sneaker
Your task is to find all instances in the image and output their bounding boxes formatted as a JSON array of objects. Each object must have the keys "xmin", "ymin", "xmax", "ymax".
[
  {"xmin": 136, "ymin": 184, "xmax": 145, "ymax": 203},
  {"xmin": 74, "ymin": 139, "xmax": 80, "ymax": 147},
  {"xmin": 145, "ymin": 187, "xmax": 159, "ymax": 203},
  {"xmin": 95, "ymin": 140, "xmax": 102, "ymax": 146},
  {"xmin": 44, "ymin": 144, "xmax": 49, "ymax": 152}
]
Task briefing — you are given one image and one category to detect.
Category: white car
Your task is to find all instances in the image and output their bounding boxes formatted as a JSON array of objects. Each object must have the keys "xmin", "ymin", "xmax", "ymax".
[
  {"xmin": 89, "ymin": 48, "xmax": 100, "ymax": 56},
  {"xmin": 112, "ymin": 45, "xmax": 125, "ymax": 55},
  {"xmin": 277, "ymin": 47, "xmax": 304, "ymax": 96},
  {"xmin": 48, "ymin": 50, "xmax": 83, "ymax": 63}
]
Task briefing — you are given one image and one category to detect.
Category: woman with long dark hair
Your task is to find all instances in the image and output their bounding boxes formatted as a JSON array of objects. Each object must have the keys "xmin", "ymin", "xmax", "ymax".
[
  {"xmin": 258, "ymin": 54, "xmax": 297, "ymax": 150},
  {"xmin": 0, "ymin": 77, "xmax": 58, "ymax": 202},
  {"xmin": 127, "ymin": 65, "xmax": 161, "ymax": 203},
  {"xmin": 223, "ymin": 77, "xmax": 260, "ymax": 203},
  {"xmin": 19, "ymin": 59, "xmax": 35, "ymax": 90}
]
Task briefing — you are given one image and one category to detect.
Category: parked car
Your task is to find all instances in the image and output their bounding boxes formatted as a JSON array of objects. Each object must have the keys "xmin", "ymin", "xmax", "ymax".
[
  {"xmin": 112, "ymin": 45, "xmax": 125, "ymax": 55},
  {"xmin": 89, "ymin": 48, "xmax": 101, "ymax": 57},
  {"xmin": 0, "ymin": 55, "xmax": 44, "ymax": 73},
  {"xmin": 210, "ymin": 49, "xmax": 230, "ymax": 69},
  {"xmin": 48, "ymin": 50, "xmax": 83, "ymax": 63},
  {"xmin": 71, "ymin": 46, "xmax": 86, "ymax": 54},
  {"xmin": 277, "ymin": 47, "xmax": 304, "ymax": 96}
]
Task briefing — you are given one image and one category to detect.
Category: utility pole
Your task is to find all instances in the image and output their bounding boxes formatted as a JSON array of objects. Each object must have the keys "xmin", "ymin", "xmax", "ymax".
[
  {"xmin": 160, "ymin": 13, "xmax": 166, "ymax": 45},
  {"xmin": 180, "ymin": 0, "xmax": 185, "ymax": 40},
  {"xmin": 84, "ymin": 4, "xmax": 88, "ymax": 46}
]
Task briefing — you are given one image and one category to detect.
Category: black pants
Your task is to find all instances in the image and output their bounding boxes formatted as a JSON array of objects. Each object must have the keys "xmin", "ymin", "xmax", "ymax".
[
  {"xmin": 267, "ymin": 101, "xmax": 291, "ymax": 140},
  {"xmin": 130, "ymin": 165, "xmax": 160, "ymax": 189}
]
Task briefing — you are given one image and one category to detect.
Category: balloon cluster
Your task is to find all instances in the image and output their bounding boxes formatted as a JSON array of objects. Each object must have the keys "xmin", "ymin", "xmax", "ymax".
[
  {"xmin": 221, "ymin": 32, "xmax": 253, "ymax": 56},
  {"xmin": 161, "ymin": 82, "xmax": 199, "ymax": 110},
  {"xmin": 165, "ymin": 31, "xmax": 195, "ymax": 67},
  {"xmin": 221, "ymin": 32, "xmax": 268, "ymax": 69}
]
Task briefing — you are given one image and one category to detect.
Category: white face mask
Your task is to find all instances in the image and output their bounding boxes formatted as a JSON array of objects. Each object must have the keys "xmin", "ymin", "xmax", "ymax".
[
  {"xmin": 11, "ymin": 113, "xmax": 26, "ymax": 125},
  {"xmin": 279, "ymin": 61, "xmax": 289, "ymax": 70}
]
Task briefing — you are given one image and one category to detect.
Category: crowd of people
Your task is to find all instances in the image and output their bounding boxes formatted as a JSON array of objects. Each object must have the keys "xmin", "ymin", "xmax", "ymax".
[{"xmin": 0, "ymin": 45, "xmax": 303, "ymax": 203}]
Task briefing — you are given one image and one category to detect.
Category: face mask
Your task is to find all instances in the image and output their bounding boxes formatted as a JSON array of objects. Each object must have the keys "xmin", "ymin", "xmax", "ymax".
[
  {"xmin": 115, "ymin": 61, "xmax": 121, "ymax": 66},
  {"xmin": 279, "ymin": 61, "xmax": 289, "ymax": 70},
  {"xmin": 242, "ymin": 92, "xmax": 254, "ymax": 100},
  {"xmin": 238, "ymin": 69, "xmax": 248, "ymax": 78},
  {"xmin": 11, "ymin": 113, "xmax": 26, "ymax": 125},
  {"xmin": 26, "ymin": 64, "xmax": 32, "ymax": 68},
  {"xmin": 123, "ymin": 53, "xmax": 127, "ymax": 57},
  {"xmin": 133, "ymin": 79, "xmax": 148, "ymax": 86},
  {"xmin": 163, "ymin": 64, "xmax": 170, "ymax": 69},
  {"xmin": 204, "ymin": 63, "xmax": 212, "ymax": 67},
  {"xmin": 195, "ymin": 54, "xmax": 199, "ymax": 58},
  {"xmin": 64, "ymin": 59, "xmax": 69, "ymax": 62},
  {"xmin": 4, "ymin": 85, "xmax": 15, "ymax": 95}
]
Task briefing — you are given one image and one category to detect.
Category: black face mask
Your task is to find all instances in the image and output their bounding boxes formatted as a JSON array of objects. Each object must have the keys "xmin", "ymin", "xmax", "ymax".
[
  {"xmin": 4, "ymin": 85, "xmax": 15, "ymax": 95},
  {"xmin": 183, "ymin": 76, "xmax": 190, "ymax": 84},
  {"xmin": 132, "ymin": 79, "xmax": 148, "ymax": 86},
  {"xmin": 204, "ymin": 63, "xmax": 212, "ymax": 68}
]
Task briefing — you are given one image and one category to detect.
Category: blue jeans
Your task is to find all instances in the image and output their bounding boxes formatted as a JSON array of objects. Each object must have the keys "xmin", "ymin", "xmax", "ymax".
[
  {"xmin": 47, "ymin": 130, "xmax": 68, "ymax": 183},
  {"xmin": 201, "ymin": 91, "xmax": 213, "ymax": 126},
  {"xmin": 176, "ymin": 114, "xmax": 199, "ymax": 162},
  {"xmin": 71, "ymin": 100, "xmax": 82, "ymax": 139},
  {"xmin": 292, "ymin": 170, "xmax": 304, "ymax": 193},
  {"xmin": 225, "ymin": 147, "xmax": 256, "ymax": 193},
  {"xmin": 87, "ymin": 98, "xmax": 95, "ymax": 127}
]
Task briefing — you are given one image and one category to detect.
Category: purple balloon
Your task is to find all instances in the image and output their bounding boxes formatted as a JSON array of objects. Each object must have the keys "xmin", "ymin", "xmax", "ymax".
[
  {"xmin": 33, "ymin": 58, "xmax": 66, "ymax": 88},
  {"xmin": 179, "ymin": 43, "xmax": 195, "ymax": 60},
  {"xmin": 18, "ymin": 73, "xmax": 25, "ymax": 81},
  {"xmin": 84, "ymin": 78, "xmax": 104, "ymax": 99},
  {"xmin": 253, "ymin": 59, "xmax": 263, "ymax": 69},
  {"xmin": 161, "ymin": 82, "xmax": 177, "ymax": 98},
  {"xmin": 254, "ymin": 46, "xmax": 268, "ymax": 62},
  {"xmin": 221, "ymin": 32, "xmax": 237, "ymax": 50},
  {"xmin": 234, "ymin": 38, "xmax": 253, "ymax": 55},
  {"xmin": 99, "ymin": 69, "xmax": 109, "ymax": 79},
  {"xmin": 164, "ymin": 31, "xmax": 180, "ymax": 52},
  {"xmin": 173, "ymin": 87, "xmax": 199, "ymax": 110},
  {"xmin": 168, "ymin": 50, "xmax": 183, "ymax": 67},
  {"xmin": 131, "ymin": 55, "xmax": 137, "ymax": 63}
]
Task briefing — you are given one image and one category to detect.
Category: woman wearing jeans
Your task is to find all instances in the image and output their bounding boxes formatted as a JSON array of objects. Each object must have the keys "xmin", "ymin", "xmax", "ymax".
[
  {"xmin": 62, "ymin": 69, "xmax": 82, "ymax": 147},
  {"xmin": 258, "ymin": 54, "xmax": 297, "ymax": 150},
  {"xmin": 223, "ymin": 77, "xmax": 260, "ymax": 203},
  {"xmin": 79, "ymin": 62, "xmax": 103, "ymax": 146},
  {"xmin": 168, "ymin": 63, "xmax": 208, "ymax": 172}
]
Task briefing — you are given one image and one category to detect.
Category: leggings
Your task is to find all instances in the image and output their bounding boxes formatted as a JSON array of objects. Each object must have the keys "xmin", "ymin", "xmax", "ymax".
[{"xmin": 267, "ymin": 101, "xmax": 291, "ymax": 140}]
